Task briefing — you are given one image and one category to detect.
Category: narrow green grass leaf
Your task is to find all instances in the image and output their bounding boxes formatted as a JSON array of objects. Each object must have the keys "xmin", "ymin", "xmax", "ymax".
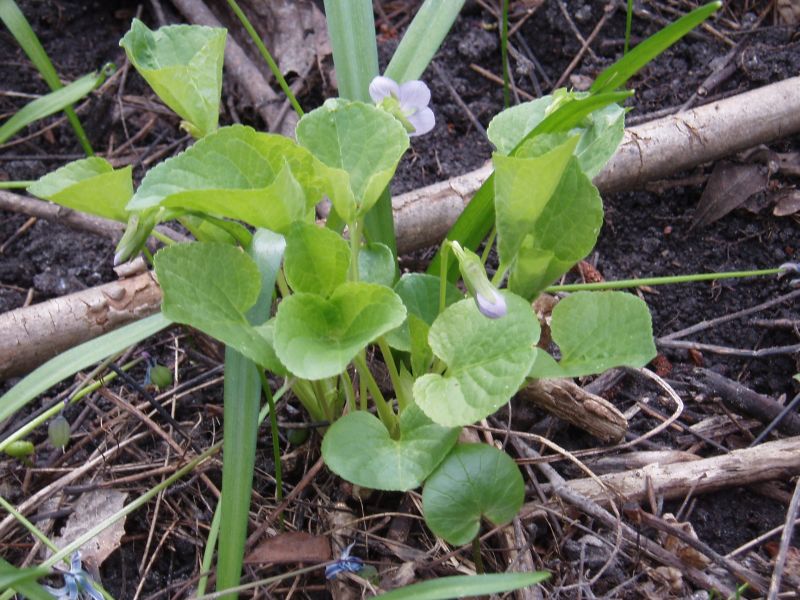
[
  {"xmin": 216, "ymin": 348, "xmax": 261, "ymax": 598},
  {"xmin": 375, "ymin": 572, "xmax": 550, "ymax": 599},
  {"xmin": 384, "ymin": 0, "xmax": 464, "ymax": 82},
  {"xmin": 322, "ymin": 0, "xmax": 378, "ymax": 102},
  {"xmin": 0, "ymin": 0, "xmax": 94, "ymax": 153},
  {"xmin": 0, "ymin": 558, "xmax": 51, "ymax": 600},
  {"xmin": 592, "ymin": 1, "xmax": 721, "ymax": 93},
  {"xmin": 0, "ymin": 67, "xmax": 111, "ymax": 145},
  {"xmin": 0, "ymin": 313, "xmax": 171, "ymax": 427}
]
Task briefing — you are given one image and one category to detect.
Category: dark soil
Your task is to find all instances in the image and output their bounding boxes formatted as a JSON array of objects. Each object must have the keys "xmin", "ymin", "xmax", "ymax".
[{"xmin": 1, "ymin": 0, "xmax": 799, "ymax": 598}]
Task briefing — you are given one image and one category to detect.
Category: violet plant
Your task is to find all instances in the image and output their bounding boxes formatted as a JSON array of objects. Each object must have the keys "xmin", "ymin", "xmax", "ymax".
[{"xmin": 0, "ymin": 1, "xmax": 739, "ymax": 597}]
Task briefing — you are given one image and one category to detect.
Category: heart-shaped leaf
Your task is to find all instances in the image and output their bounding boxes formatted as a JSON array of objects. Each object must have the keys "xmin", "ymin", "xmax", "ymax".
[
  {"xmin": 120, "ymin": 19, "xmax": 226, "ymax": 138},
  {"xmin": 128, "ymin": 125, "xmax": 324, "ymax": 232},
  {"xmin": 529, "ymin": 291, "xmax": 656, "ymax": 379},
  {"xmin": 413, "ymin": 293, "xmax": 539, "ymax": 427},
  {"xmin": 358, "ymin": 243, "xmax": 395, "ymax": 288},
  {"xmin": 155, "ymin": 242, "xmax": 279, "ymax": 369},
  {"xmin": 386, "ymin": 273, "xmax": 463, "ymax": 353},
  {"xmin": 28, "ymin": 157, "xmax": 132, "ymax": 222},
  {"xmin": 322, "ymin": 404, "xmax": 459, "ymax": 491},
  {"xmin": 273, "ymin": 282, "xmax": 406, "ymax": 380},
  {"xmin": 423, "ymin": 443, "xmax": 524, "ymax": 546},
  {"xmin": 296, "ymin": 99, "xmax": 409, "ymax": 223},
  {"xmin": 284, "ymin": 222, "xmax": 350, "ymax": 297}
]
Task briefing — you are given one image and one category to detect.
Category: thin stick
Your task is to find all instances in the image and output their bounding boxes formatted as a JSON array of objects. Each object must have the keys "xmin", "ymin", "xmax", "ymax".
[{"xmin": 767, "ymin": 476, "xmax": 800, "ymax": 598}]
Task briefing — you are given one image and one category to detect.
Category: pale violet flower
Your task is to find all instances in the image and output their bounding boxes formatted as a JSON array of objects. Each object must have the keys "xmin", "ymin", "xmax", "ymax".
[
  {"xmin": 44, "ymin": 551, "xmax": 104, "ymax": 600},
  {"xmin": 476, "ymin": 288, "xmax": 508, "ymax": 320},
  {"xmin": 369, "ymin": 76, "xmax": 435, "ymax": 137}
]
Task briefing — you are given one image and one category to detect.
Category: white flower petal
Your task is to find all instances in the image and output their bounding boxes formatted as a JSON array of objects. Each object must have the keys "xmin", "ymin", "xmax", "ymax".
[
  {"xmin": 398, "ymin": 80, "xmax": 431, "ymax": 110},
  {"xmin": 407, "ymin": 107, "xmax": 435, "ymax": 137},
  {"xmin": 369, "ymin": 76, "xmax": 399, "ymax": 103}
]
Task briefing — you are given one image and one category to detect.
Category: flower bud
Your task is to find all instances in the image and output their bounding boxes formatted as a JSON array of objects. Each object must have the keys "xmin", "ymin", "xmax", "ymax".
[
  {"xmin": 48, "ymin": 415, "xmax": 71, "ymax": 448},
  {"xmin": 449, "ymin": 241, "xmax": 507, "ymax": 319}
]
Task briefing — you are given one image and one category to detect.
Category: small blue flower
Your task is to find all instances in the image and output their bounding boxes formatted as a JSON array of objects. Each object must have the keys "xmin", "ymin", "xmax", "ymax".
[
  {"xmin": 44, "ymin": 552, "xmax": 104, "ymax": 600},
  {"xmin": 778, "ymin": 262, "xmax": 800, "ymax": 287},
  {"xmin": 475, "ymin": 288, "xmax": 508, "ymax": 320},
  {"xmin": 325, "ymin": 542, "xmax": 363, "ymax": 580},
  {"xmin": 369, "ymin": 76, "xmax": 435, "ymax": 137}
]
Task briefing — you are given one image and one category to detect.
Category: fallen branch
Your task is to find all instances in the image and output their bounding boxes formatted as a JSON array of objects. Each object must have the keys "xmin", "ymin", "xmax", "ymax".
[
  {"xmin": 0, "ymin": 270, "xmax": 162, "ymax": 379},
  {"xmin": 394, "ymin": 76, "xmax": 800, "ymax": 253},
  {"xmin": 517, "ymin": 378, "xmax": 628, "ymax": 443},
  {"xmin": 531, "ymin": 436, "xmax": 800, "ymax": 507}
]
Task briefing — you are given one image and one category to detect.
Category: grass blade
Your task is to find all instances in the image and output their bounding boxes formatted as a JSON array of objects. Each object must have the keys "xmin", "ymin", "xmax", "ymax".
[
  {"xmin": 0, "ymin": 558, "xmax": 52, "ymax": 600},
  {"xmin": 384, "ymin": 0, "xmax": 464, "ymax": 82},
  {"xmin": 375, "ymin": 572, "xmax": 550, "ymax": 599},
  {"xmin": 323, "ymin": 0, "xmax": 378, "ymax": 102},
  {"xmin": 0, "ymin": 312, "xmax": 171, "ymax": 427},
  {"xmin": 0, "ymin": 65, "xmax": 113, "ymax": 145},
  {"xmin": 0, "ymin": 0, "xmax": 95, "ymax": 154},
  {"xmin": 591, "ymin": 1, "xmax": 721, "ymax": 93},
  {"xmin": 216, "ymin": 348, "xmax": 261, "ymax": 598}
]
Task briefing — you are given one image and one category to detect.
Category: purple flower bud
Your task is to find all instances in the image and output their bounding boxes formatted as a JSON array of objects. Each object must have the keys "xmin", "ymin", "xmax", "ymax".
[
  {"xmin": 369, "ymin": 75, "xmax": 435, "ymax": 137},
  {"xmin": 475, "ymin": 288, "xmax": 507, "ymax": 319}
]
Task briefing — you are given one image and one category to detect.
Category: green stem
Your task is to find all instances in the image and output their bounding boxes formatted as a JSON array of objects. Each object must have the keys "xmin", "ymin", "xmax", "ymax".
[
  {"xmin": 197, "ymin": 500, "xmax": 222, "ymax": 597},
  {"xmin": 292, "ymin": 379, "xmax": 326, "ymax": 423},
  {"xmin": 624, "ymin": 0, "xmax": 634, "ymax": 55},
  {"xmin": 349, "ymin": 219, "xmax": 362, "ymax": 282},
  {"xmin": 340, "ymin": 370, "xmax": 357, "ymax": 413},
  {"xmin": 353, "ymin": 354, "xmax": 398, "ymax": 435},
  {"xmin": 151, "ymin": 229, "xmax": 176, "ymax": 247},
  {"xmin": 311, "ymin": 379, "xmax": 335, "ymax": 423},
  {"xmin": 480, "ymin": 227, "xmax": 496, "ymax": 266},
  {"xmin": 276, "ymin": 268, "xmax": 291, "ymax": 298},
  {"xmin": 377, "ymin": 337, "xmax": 408, "ymax": 412},
  {"xmin": 359, "ymin": 365, "xmax": 368, "ymax": 411},
  {"xmin": 224, "ymin": 0, "xmax": 303, "ymax": 117},
  {"xmin": 545, "ymin": 267, "xmax": 784, "ymax": 293},
  {"xmin": 439, "ymin": 241, "xmax": 451, "ymax": 315},
  {"xmin": 0, "ymin": 494, "xmax": 60, "ymax": 556},
  {"xmin": 0, "ymin": 180, "xmax": 34, "ymax": 189},
  {"xmin": 472, "ymin": 536, "xmax": 485, "ymax": 574}
]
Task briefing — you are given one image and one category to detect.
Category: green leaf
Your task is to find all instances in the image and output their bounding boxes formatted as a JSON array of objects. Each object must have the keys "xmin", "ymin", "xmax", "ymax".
[
  {"xmin": 0, "ymin": 557, "xmax": 52, "ymax": 600},
  {"xmin": 423, "ymin": 444, "xmax": 525, "ymax": 546},
  {"xmin": 284, "ymin": 222, "xmax": 350, "ymax": 297},
  {"xmin": 358, "ymin": 242, "xmax": 395, "ymax": 287},
  {"xmin": 28, "ymin": 157, "xmax": 132, "ymax": 221},
  {"xmin": 374, "ymin": 573, "xmax": 550, "ymax": 600},
  {"xmin": 487, "ymin": 95, "xmax": 551, "ymax": 156},
  {"xmin": 0, "ymin": 67, "xmax": 111, "ymax": 145},
  {"xmin": 322, "ymin": 403, "xmax": 459, "ymax": 491},
  {"xmin": 409, "ymin": 315, "xmax": 434, "ymax": 377},
  {"xmin": 384, "ymin": 0, "xmax": 465, "ymax": 82},
  {"xmin": 128, "ymin": 125, "xmax": 323, "ymax": 232},
  {"xmin": 154, "ymin": 242, "xmax": 279, "ymax": 369},
  {"xmin": 217, "ymin": 348, "xmax": 261, "ymax": 595},
  {"xmin": 246, "ymin": 228, "xmax": 286, "ymax": 326},
  {"xmin": 0, "ymin": 0, "xmax": 94, "ymax": 153},
  {"xmin": 252, "ymin": 319, "xmax": 288, "ymax": 376},
  {"xmin": 273, "ymin": 282, "xmax": 406, "ymax": 380},
  {"xmin": 493, "ymin": 136, "xmax": 578, "ymax": 266},
  {"xmin": 529, "ymin": 291, "xmax": 656, "ymax": 379},
  {"xmin": 505, "ymin": 159, "xmax": 603, "ymax": 299},
  {"xmin": 386, "ymin": 273, "xmax": 463, "ymax": 353},
  {"xmin": 120, "ymin": 18, "xmax": 226, "ymax": 138},
  {"xmin": 296, "ymin": 99, "xmax": 409, "ymax": 222},
  {"xmin": 0, "ymin": 313, "xmax": 171, "ymax": 427},
  {"xmin": 322, "ymin": 0, "xmax": 378, "ymax": 102},
  {"xmin": 592, "ymin": 2, "xmax": 721, "ymax": 94},
  {"xmin": 413, "ymin": 293, "xmax": 539, "ymax": 427}
]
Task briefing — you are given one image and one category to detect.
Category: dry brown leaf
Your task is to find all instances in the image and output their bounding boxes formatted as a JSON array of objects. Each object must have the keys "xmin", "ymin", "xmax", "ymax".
[
  {"xmin": 772, "ymin": 189, "xmax": 800, "ymax": 216},
  {"xmin": 51, "ymin": 489, "xmax": 127, "ymax": 569},
  {"xmin": 691, "ymin": 161, "xmax": 768, "ymax": 229},
  {"xmin": 244, "ymin": 530, "xmax": 331, "ymax": 565},
  {"xmin": 777, "ymin": 0, "xmax": 800, "ymax": 25},
  {"xmin": 659, "ymin": 513, "xmax": 711, "ymax": 569}
]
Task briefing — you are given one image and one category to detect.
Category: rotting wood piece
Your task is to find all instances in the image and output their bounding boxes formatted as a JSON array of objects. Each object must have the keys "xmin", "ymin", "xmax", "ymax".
[
  {"xmin": 518, "ymin": 378, "xmax": 628, "ymax": 443},
  {"xmin": 0, "ymin": 271, "xmax": 162, "ymax": 379},
  {"xmin": 530, "ymin": 436, "xmax": 800, "ymax": 508}
]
